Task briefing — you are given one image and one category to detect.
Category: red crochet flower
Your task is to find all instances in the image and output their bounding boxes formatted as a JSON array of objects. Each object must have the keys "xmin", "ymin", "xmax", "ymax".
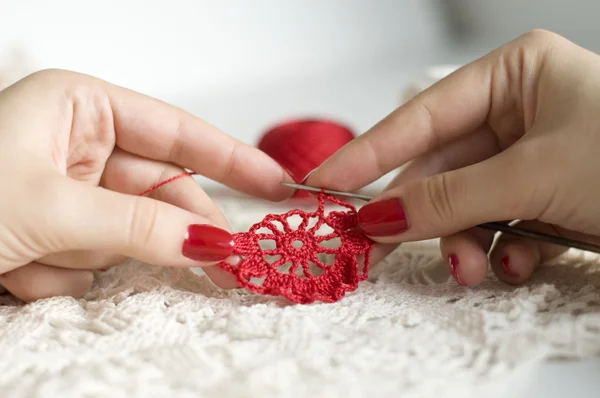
[{"xmin": 218, "ymin": 191, "xmax": 375, "ymax": 304}]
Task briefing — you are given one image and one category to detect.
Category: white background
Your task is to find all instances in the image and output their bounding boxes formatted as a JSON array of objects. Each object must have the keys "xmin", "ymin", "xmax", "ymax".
[
  {"xmin": 0, "ymin": 0, "xmax": 458, "ymax": 189},
  {"xmin": 0, "ymin": 1, "xmax": 451, "ymax": 140},
  {"xmin": 0, "ymin": 1, "xmax": 448, "ymax": 99}
]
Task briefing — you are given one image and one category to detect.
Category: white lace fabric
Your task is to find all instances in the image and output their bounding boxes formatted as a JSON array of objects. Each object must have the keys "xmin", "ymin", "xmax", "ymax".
[{"xmin": 1, "ymin": 193, "xmax": 600, "ymax": 398}]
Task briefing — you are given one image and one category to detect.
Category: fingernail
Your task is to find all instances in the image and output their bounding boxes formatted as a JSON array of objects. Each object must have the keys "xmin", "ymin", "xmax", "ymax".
[
  {"xmin": 449, "ymin": 254, "xmax": 466, "ymax": 286},
  {"xmin": 358, "ymin": 198, "xmax": 409, "ymax": 236},
  {"xmin": 182, "ymin": 224, "xmax": 234, "ymax": 262},
  {"xmin": 501, "ymin": 256, "xmax": 519, "ymax": 277}
]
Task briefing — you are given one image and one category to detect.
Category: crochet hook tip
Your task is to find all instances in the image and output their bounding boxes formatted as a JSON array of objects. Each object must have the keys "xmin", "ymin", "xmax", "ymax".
[{"xmin": 280, "ymin": 182, "xmax": 374, "ymax": 201}]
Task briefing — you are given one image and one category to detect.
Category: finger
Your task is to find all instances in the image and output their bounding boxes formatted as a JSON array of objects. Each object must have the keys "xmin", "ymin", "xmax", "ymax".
[
  {"xmin": 385, "ymin": 125, "xmax": 500, "ymax": 189},
  {"xmin": 439, "ymin": 228, "xmax": 496, "ymax": 287},
  {"xmin": 1, "ymin": 69, "xmax": 294, "ymax": 201},
  {"xmin": 93, "ymin": 71, "xmax": 294, "ymax": 200},
  {"xmin": 356, "ymin": 144, "xmax": 541, "ymax": 243},
  {"xmin": 308, "ymin": 57, "xmax": 493, "ymax": 191},
  {"xmin": 488, "ymin": 221, "xmax": 600, "ymax": 285},
  {"xmin": 37, "ymin": 251, "xmax": 125, "ymax": 270},
  {"xmin": 361, "ymin": 125, "xmax": 500, "ymax": 270},
  {"xmin": 307, "ymin": 31, "xmax": 553, "ymax": 191},
  {"xmin": 0, "ymin": 263, "xmax": 93, "ymax": 302},
  {"xmin": 111, "ymin": 100, "xmax": 294, "ymax": 201},
  {"xmin": 101, "ymin": 148, "xmax": 238, "ymax": 288},
  {"xmin": 25, "ymin": 173, "xmax": 236, "ymax": 272},
  {"xmin": 102, "ymin": 148, "xmax": 229, "ymax": 226}
]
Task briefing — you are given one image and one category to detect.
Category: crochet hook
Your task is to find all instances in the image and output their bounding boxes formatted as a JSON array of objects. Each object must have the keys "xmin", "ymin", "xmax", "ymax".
[{"xmin": 281, "ymin": 182, "xmax": 600, "ymax": 254}]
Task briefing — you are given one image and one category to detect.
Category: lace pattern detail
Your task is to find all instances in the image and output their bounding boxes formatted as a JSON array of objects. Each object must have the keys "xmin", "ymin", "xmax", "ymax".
[{"xmin": 218, "ymin": 191, "xmax": 374, "ymax": 304}]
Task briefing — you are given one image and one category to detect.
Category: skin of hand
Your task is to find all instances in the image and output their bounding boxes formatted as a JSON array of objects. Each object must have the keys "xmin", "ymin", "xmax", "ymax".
[
  {"xmin": 0, "ymin": 69, "xmax": 294, "ymax": 302},
  {"xmin": 308, "ymin": 29, "xmax": 600, "ymax": 287}
]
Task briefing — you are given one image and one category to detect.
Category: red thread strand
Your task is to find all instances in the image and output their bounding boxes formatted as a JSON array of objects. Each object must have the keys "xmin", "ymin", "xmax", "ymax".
[
  {"xmin": 217, "ymin": 190, "xmax": 374, "ymax": 304},
  {"xmin": 99, "ymin": 170, "xmax": 194, "ymax": 273},
  {"xmin": 137, "ymin": 171, "xmax": 194, "ymax": 196}
]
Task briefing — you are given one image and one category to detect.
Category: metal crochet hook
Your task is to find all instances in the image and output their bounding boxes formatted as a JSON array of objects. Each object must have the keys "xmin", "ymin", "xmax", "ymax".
[{"xmin": 281, "ymin": 182, "xmax": 600, "ymax": 255}]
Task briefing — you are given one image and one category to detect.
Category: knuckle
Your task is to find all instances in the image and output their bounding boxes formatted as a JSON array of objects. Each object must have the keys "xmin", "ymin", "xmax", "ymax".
[
  {"xmin": 127, "ymin": 197, "xmax": 160, "ymax": 250},
  {"xmin": 423, "ymin": 173, "xmax": 456, "ymax": 226},
  {"xmin": 167, "ymin": 114, "xmax": 189, "ymax": 163},
  {"xmin": 520, "ymin": 29, "xmax": 564, "ymax": 47},
  {"xmin": 416, "ymin": 100, "xmax": 438, "ymax": 150},
  {"xmin": 363, "ymin": 134, "xmax": 389, "ymax": 179},
  {"xmin": 25, "ymin": 68, "xmax": 76, "ymax": 87},
  {"xmin": 27, "ymin": 68, "xmax": 65, "ymax": 81},
  {"xmin": 220, "ymin": 141, "xmax": 240, "ymax": 181},
  {"xmin": 23, "ymin": 69, "xmax": 101, "ymax": 98}
]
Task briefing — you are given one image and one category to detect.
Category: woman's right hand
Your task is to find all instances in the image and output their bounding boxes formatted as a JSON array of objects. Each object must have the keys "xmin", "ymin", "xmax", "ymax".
[{"xmin": 308, "ymin": 30, "xmax": 600, "ymax": 286}]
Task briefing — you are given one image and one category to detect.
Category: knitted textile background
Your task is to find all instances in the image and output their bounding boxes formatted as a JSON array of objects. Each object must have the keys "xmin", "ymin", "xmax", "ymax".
[{"xmin": 1, "ymin": 193, "xmax": 600, "ymax": 398}]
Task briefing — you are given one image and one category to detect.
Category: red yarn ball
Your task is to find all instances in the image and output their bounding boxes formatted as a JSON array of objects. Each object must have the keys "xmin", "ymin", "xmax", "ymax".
[{"xmin": 258, "ymin": 119, "xmax": 355, "ymax": 198}]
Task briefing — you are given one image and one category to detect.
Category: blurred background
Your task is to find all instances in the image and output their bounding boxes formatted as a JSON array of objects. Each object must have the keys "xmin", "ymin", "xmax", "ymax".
[{"xmin": 0, "ymin": 0, "xmax": 599, "ymax": 189}]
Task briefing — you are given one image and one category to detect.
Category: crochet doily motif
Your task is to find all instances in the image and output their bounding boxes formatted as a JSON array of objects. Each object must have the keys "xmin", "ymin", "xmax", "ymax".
[{"xmin": 217, "ymin": 191, "xmax": 375, "ymax": 304}]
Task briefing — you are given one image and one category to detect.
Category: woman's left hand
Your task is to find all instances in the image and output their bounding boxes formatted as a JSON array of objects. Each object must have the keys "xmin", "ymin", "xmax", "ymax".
[{"xmin": 0, "ymin": 69, "xmax": 293, "ymax": 302}]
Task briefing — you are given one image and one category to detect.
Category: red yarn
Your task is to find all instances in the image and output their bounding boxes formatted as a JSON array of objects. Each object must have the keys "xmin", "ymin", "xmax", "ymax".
[
  {"xmin": 138, "ymin": 171, "xmax": 194, "ymax": 196},
  {"xmin": 258, "ymin": 119, "xmax": 355, "ymax": 197},
  {"xmin": 217, "ymin": 190, "xmax": 374, "ymax": 304}
]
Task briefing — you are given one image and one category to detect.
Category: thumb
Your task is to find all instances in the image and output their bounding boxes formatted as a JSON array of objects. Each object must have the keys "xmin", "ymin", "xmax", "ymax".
[
  {"xmin": 42, "ymin": 177, "xmax": 235, "ymax": 268},
  {"xmin": 357, "ymin": 152, "xmax": 536, "ymax": 243}
]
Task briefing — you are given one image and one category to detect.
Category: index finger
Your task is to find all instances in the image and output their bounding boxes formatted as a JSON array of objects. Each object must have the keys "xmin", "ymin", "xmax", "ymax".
[
  {"xmin": 307, "ymin": 43, "xmax": 509, "ymax": 192},
  {"xmin": 105, "ymin": 84, "xmax": 294, "ymax": 201}
]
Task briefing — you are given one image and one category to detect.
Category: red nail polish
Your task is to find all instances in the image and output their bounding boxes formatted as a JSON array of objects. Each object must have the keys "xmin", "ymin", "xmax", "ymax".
[
  {"xmin": 182, "ymin": 225, "xmax": 234, "ymax": 262},
  {"xmin": 448, "ymin": 254, "xmax": 466, "ymax": 286},
  {"xmin": 358, "ymin": 198, "xmax": 408, "ymax": 236},
  {"xmin": 501, "ymin": 256, "xmax": 519, "ymax": 277}
]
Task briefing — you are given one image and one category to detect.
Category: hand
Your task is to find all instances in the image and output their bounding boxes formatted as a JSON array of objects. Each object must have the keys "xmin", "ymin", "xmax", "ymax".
[
  {"xmin": 308, "ymin": 30, "xmax": 600, "ymax": 287},
  {"xmin": 0, "ymin": 69, "xmax": 293, "ymax": 301}
]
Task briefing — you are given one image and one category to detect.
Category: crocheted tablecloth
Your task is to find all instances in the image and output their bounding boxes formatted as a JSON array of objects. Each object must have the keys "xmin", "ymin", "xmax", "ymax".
[{"xmin": 1, "ymin": 192, "xmax": 600, "ymax": 398}]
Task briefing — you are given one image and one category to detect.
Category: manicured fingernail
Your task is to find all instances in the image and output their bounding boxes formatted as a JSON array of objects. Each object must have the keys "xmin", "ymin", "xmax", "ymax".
[
  {"xmin": 358, "ymin": 198, "xmax": 408, "ymax": 236},
  {"xmin": 501, "ymin": 256, "xmax": 519, "ymax": 277},
  {"xmin": 448, "ymin": 254, "xmax": 466, "ymax": 286},
  {"xmin": 182, "ymin": 224, "xmax": 234, "ymax": 262}
]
